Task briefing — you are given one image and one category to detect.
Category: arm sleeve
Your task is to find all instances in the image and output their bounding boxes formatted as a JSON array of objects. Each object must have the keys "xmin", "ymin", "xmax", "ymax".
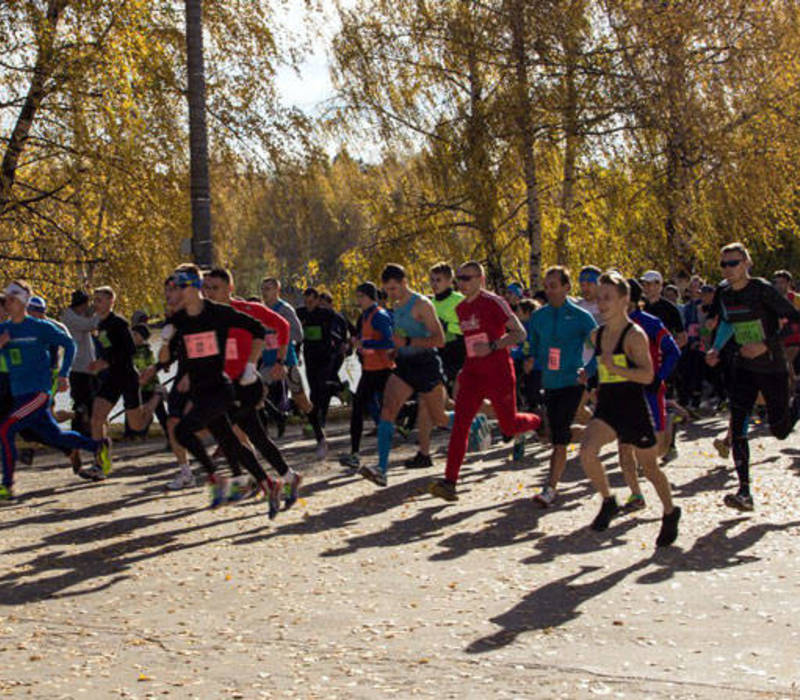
[
  {"xmin": 713, "ymin": 320, "xmax": 735, "ymax": 351},
  {"xmin": 658, "ymin": 330, "xmax": 681, "ymax": 380},
  {"xmin": 525, "ymin": 314, "xmax": 540, "ymax": 358},
  {"xmin": 41, "ymin": 321, "xmax": 76, "ymax": 377},
  {"xmin": 362, "ymin": 311, "xmax": 394, "ymax": 349},
  {"xmin": 261, "ymin": 307, "xmax": 290, "ymax": 346}
]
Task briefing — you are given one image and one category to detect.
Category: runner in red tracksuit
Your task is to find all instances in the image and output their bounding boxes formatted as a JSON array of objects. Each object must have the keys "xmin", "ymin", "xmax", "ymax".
[{"xmin": 429, "ymin": 261, "xmax": 542, "ymax": 501}]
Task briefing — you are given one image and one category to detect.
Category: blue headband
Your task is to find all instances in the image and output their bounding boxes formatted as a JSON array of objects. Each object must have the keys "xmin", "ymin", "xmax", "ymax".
[
  {"xmin": 579, "ymin": 269, "xmax": 600, "ymax": 284},
  {"xmin": 174, "ymin": 270, "xmax": 202, "ymax": 289}
]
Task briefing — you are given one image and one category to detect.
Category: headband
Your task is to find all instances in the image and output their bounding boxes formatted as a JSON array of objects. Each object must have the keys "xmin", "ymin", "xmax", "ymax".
[
  {"xmin": 4, "ymin": 282, "xmax": 31, "ymax": 306},
  {"xmin": 174, "ymin": 270, "xmax": 202, "ymax": 289}
]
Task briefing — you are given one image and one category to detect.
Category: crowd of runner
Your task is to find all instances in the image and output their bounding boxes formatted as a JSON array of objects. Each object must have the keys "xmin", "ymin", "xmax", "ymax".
[{"xmin": 2, "ymin": 241, "xmax": 799, "ymax": 548}]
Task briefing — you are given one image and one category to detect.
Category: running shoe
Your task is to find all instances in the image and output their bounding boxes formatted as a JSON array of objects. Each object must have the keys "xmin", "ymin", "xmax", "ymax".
[
  {"xmin": 512, "ymin": 434, "xmax": 526, "ymax": 462},
  {"xmin": 358, "ymin": 465, "xmax": 387, "ymax": 487},
  {"xmin": 338, "ymin": 453, "xmax": 360, "ymax": 470},
  {"xmin": 622, "ymin": 493, "xmax": 646, "ymax": 513},
  {"xmin": 166, "ymin": 469, "xmax": 196, "ymax": 491},
  {"xmin": 315, "ymin": 439, "xmax": 329, "ymax": 461},
  {"xmin": 228, "ymin": 476, "xmax": 255, "ymax": 502},
  {"xmin": 268, "ymin": 478, "xmax": 283, "ymax": 520},
  {"xmin": 429, "ymin": 478, "xmax": 458, "ymax": 502},
  {"xmin": 18, "ymin": 448, "xmax": 34, "ymax": 466},
  {"xmin": 590, "ymin": 496, "xmax": 620, "ymax": 531},
  {"xmin": 656, "ymin": 506, "xmax": 681, "ymax": 547},
  {"xmin": 209, "ymin": 477, "xmax": 228, "ymax": 509},
  {"xmin": 723, "ymin": 492, "xmax": 754, "ymax": 512},
  {"xmin": 94, "ymin": 438, "xmax": 112, "ymax": 476},
  {"xmin": 69, "ymin": 449, "xmax": 82, "ymax": 475},
  {"xmin": 713, "ymin": 438, "xmax": 730, "ymax": 459},
  {"xmin": 404, "ymin": 452, "xmax": 433, "ymax": 469},
  {"xmin": 0, "ymin": 485, "xmax": 13, "ymax": 501},
  {"xmin": 661, "ymin": 447, "xmax": 678, "ymax": 464},
  {"xmin": 533, "ymin": 486, "xmax": 557, "ymax": 509},
  {"xmin": 302, "ymin": 423, "xmax": 314, "ymax": 438},
  {"xmin": 283, "ymin": 471, "xmax": 303, "ymax": 509},
  {"xmin": 396, "ymin": 424, "xmax": 411, "ymax": 440},
  {"xmin": 78, "ymin": 464, "xmax": 106, "ymax": 482},
  {"xmin": 276, "ymin": 416, "xmax": 287, "ymax": 438}
]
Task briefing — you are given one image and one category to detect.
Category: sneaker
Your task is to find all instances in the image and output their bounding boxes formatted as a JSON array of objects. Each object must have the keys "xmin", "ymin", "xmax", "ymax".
[
  {"xmin": 512, "ymin": 435, "xmax": 526, "ymax": 462},
  {"xmin": 404, "ymin": 452, "xmax": 433, "ymax": 469},
  {"xmin": 713, "ymin": 438, "xmax": 730, "ymax": 460},
  {"xmin": 358, "ymin": 465, "xmax": 387, "ymax": 487},
  {"xmin": 302, "ymin": 423, "xmax": 314, "ymax": 438},
  {"xmin": 268, "ymin": 478, "xmax": 283, "ymax": 520},
  {"xmin": 661, "ymin": 447, "xmax": 678, "ymax": 464},
  {"xmin": 622, "ymin": 493, "xmax": 646, "ymax": 513},
  {"xmin": 277, "ymin": 416, "xmax": 287, "ymax": 439},
  {"xmin": 209, "ymin": 477, "xmax": 228, "ymax": 509},
  {"xmin": 18, "ymin": 448, "xmax": 34, "ymax": 466},
  {"xmin": 94, "ymin": 438, "xmax": 112, "ymax": 476},
  {"xmin": 338, "ymin": 453, "xmax": 360, "ymax": 470},
  {"xmin": 724, "ymin": 492, "xmax": 754, "ymax": 512},
  {"xmin": 78, "ymin": 464, "xmax": 106, "ymax": 482},
  {"xmin": 429, "ymin": 478, "xmax": 458, "ymax": 502},
  {"xmin": 228, "ymin": 476, "xmax": 255, "ymax": 502},
  {"xmin": 166, "ymin": 469, "xmax": 195, "ymax": 491},
  {"xmin": 0, "ymin": 484, "xmax": 13, "ymax": 501},
  {"xmin": 69, "ymin": 449, "xmax": 82, "ymax": 475},
  {"xmin": 283, "ymin": 471, "xmax": 303, "ymax": 509},
  {"xmin": 591, "ymin": 496, "xmax": 620, "ymax": 531},
  {"xmin": 315, "ymin": 439, "xmax": 329, "ymax": 461},
  {"xmin": 396, "ymin": 424, "xmax": 411, "ymax": 440},
  {"xmin": 656, "ymin": 506, "xmax": 681, "ymax": 547},
  {"xmin": 533, "ymin": 486, "xmax": 557, "ymax": 509}
]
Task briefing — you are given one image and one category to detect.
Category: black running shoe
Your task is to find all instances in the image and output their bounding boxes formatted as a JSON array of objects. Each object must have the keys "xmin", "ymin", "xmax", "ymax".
[
  {"xmin": 404, "ymin": 452, "xmax": 433, "ymax": 469},
  {"xmin": 18, "ymin": 448, "xmax": 34, "ymax": 466},
  {"xmin": 69, "ymin": 449, "xmax": 82, "ymax": 475},
  {"xmin": 591, "ymin": 496, "xmax": 620, "ymax": 531},
  {"xmin": 656, "ymin": 506, "xmax": 681, "ymax": 547},
  {"xmin": 358, "ymin": 465, "xmax": 387, "ymax": 487},
  {"xmin": 724, "ymin": 492, "xmax": 754, "ymax": 512},
  {"xmin": 429, "ymin": 478, "xmax": 458, "ymax": 502}
]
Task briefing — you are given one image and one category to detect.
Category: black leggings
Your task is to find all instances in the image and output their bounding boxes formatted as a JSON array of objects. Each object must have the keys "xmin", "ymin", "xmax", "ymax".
[
  {"xmin": 730, "ymin": 364, "xmax": 797, "ymax": 494},
  {"xmin": 350, "ymin": 369, "xmax": 391, "ymax": 454},
  {"xmin": 230, "ymin": 382, "xmax": 289, "ymax": 477},
  {"xmin": 175, "ymin": 384, "xmax": 266, "ymax": 482}
]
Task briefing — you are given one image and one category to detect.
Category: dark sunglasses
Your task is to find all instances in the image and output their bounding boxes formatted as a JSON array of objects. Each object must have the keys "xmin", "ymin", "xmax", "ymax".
[
  {"xmin": 719, "ymin": 259, "xmax": 743, "ymax": 269},
  {"xmin": 456, "ymin": 274, "xmax": 476, "ymax": 282}
]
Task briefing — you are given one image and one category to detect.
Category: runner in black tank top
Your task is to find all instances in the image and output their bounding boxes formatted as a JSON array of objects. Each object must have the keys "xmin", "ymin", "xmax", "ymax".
[{"xmin": 579, "ymin": 272, "xmax": 680, "ymax": 547}]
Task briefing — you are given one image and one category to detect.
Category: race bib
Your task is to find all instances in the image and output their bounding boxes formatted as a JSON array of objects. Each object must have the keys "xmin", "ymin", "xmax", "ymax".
[
  {"xmin": 184, "ymin": 331, "xmax": 219, "ymax": 359},
  {"xmin": 9, "ymin": 348, "xmax": 22, "ymax": 366},
  {"xmin": 98, "ymin": 331, "xmax": 111, "ymax": 349},
  {"xmin": 264, "ymin": 334, "xmax": 279, "ymax": 350},
  {"xmin": 548, "ymin": 347, "xmax": 561, "ymax": 371},
  {"xmin": 598, "ymin": 354, "xmax": 629, "ymax": 384},
  {"xmin": 733, "ymin": 319, "xmax": 765, "ymax": 345},
  {"xmin": 465, "ymin": 332, "xmax": 489, "ymax": 358},
  {"xmin": 304, "ymin": 325, "xmax": 322, "ymax": 341},
  {"xmin": 225, "ymin": 337, "xmax": 239, "ymax": 361}
]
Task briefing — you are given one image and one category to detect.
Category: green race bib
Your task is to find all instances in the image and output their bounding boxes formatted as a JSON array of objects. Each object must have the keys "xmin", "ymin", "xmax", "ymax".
[
  {"xmin": 9, "ymin": 348, "xmax": 22, "ymax": 366},
  {"xmin": 733, "ymin": 319, "xmax": 765, "ymax": 345},
  {"xmin": 304, "ymin": 325, "xmax": 322, "ymax": 342},
  {"xmin": 98, "ymin": 331, "xmax": 111, "ymax": 349}
]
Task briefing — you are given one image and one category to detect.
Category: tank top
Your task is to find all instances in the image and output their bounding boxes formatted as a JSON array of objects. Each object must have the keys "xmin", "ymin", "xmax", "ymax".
[
  {"xmin": 596, "ymin": 323, "xmax": 635, "ymax": 385},
  {"xmin": 394, "ymin": 293, "xmax": 432, "ymax": 358},
  {"xmin": 361, "ymin": 307, "xmax": 394, "ymax": 372},
  {"xmin": 595, "ymin": 323, "xmax": 647, "ymax": 414}
]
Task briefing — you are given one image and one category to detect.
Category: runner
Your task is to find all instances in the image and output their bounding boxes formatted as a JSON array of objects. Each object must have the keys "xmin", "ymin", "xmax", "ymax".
[
  {"xmin": 773, "ymin": 270, "xmax": 800, "ymax": 379},
  {"xmin": 202, "ymin": 268, "xmax": 302, "ymax": 511},
  {"xmin": 706, "ymin": 243, "xmax": 800, "ymax": 511},
  {"xmin": 618, "ymin": 278, "xmax": 681, "ymax": 512},
  {"xmin": 0, "ymin": 280, "xmax": 109, "ymax": 500},
  {"xmin": 578, "ymin": 272, "xmax": 680, "ymax": 546},
  {"xmin": 576, "ymin": 266, "xmax": 603, "ymax": 322},
  {"xmin": 429, "ymin": 262, "xmax": 542, "ymax": 502},
  {"xmin": 260, "ymin": 277, "xmax": 328, "ymax": 452},
  {"xmin": 88, "ymin": 285, "xmax": 157, "ymax": 479},
  {"xmin": 164, "ymin": 264, "xmax": 281, "ymax": 514},
  {"xmin": 60, "ymin": 290, "xmax": 99, "ymax": 438},
  {"xmin": 527, "ymin": 266, "xmax": 597, "ymax": 508},
  {"xmin": 641, "ymin": 270, "xmax": 687, "ymax": 347},
  {"xmin": 338, "ymin": 282, "xmax": 394, "ymax": 470},
  {"xmin": 359, "ymin": 263, "xmax": 447, "ymax": 487}
]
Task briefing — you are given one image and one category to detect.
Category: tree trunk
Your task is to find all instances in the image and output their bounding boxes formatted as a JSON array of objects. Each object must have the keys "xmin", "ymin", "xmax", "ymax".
[
  {"xmin": 0, "ymin": 0, "xmax": 68, "ymax": 213},
  {"xmin": 507, "ymin": 0, "xmax": 543, "ymax": 291},
  {"xmin": 185, "ymin": 0, "xmax": 213, "ymax": 267}
]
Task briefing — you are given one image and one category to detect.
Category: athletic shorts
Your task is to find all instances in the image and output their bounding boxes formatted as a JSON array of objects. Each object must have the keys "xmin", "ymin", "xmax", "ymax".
[
  {"xmin": 394, "ymin": 350, "xmax": 445, "ymax": 394},
  {"xmin": 0, "ymin": 374, "xmax": 11, "ymax": 421},
  {"xmin": 544, "ymin": 385, "xmax": 584, "ymax": 445},
  {"xmin": 96, "ymin": 370, "xmax": 142, "ymax": 410},
  {"xmin": 645, "ymin": 390, "xmax": 667, "ymax": 433},
  {"xmin": 594, "ymin": 395, "xmax": 656, "ymax": 449},
  {"xmin": 167, "ymin": 380, "xmax": 190, "ymax": 418}
]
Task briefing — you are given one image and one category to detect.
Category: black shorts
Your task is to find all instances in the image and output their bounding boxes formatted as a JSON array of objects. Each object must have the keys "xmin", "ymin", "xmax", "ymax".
[
  {"xmin": 394, "ymin": 350, "xmax": 445, "ymax": 394},
  {"xmin": 167, "ymin": 380, "xmax": 190, "ymax": 418},
  {"xmin": 544, "ymin": 385, "xmax": 584, "ymax": 445},
  {"xmin": 594, "ymin": 394, "xmax": 656, "ymax": 449},
  {"xmin": 96, "ymin": 370, "xmax": 142, "ymax": 410}
]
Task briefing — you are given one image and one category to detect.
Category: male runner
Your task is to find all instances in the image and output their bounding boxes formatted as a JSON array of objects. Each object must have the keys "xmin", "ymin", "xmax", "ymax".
[
  {"xmin": 527, "ymin": 266, "xmax": 597, "ymax": 508},
  {"xmin": 641, "ymin": 270, "xmax": 687, "ymax": 347},
  {"xmin": 429, "ymin": 262, "xmax": 542, "ymax": 502},
  {"xmin": 576, "ymin": 266, "xmax": 603, "ymax": 322},
  {"xmin": 578, "ymin": 272, "xmax": 680, "ymax": 546},
  {"xmin": 706, "ymin": 243, "xmax": 800, "ymax": 511},
  {"xmin": 359, "ymin": 263, "xmax": 447, "ymax": 487},
  {"xmin": 298, "ymin": 287, "xmax": 337, "ymax": 434},
  {"xmin": 60, "ymin": 290, "xmax": 99, "ymax": 437},
  {"xmin": 338, "ymin": 282, "xmax": 395, "ymax": 470},
  {"xmin": 0, "ymin": 281, "xmax": 109, "ymax": 500}
]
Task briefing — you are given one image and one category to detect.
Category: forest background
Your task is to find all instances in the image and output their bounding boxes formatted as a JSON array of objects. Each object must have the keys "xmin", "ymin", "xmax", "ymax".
[{"xmin": 3, "ymin": 0, "xmax": 800, "ymax": 315}]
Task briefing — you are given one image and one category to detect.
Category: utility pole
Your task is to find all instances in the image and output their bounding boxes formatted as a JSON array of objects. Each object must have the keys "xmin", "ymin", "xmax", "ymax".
[{"xmin": 184, "ymin": 0, "xmax": 213, "ymax": 267}]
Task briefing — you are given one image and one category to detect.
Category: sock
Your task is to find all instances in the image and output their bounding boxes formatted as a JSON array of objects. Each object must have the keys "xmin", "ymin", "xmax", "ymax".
[{"xmin": 377, "ymin": 420, "xmax": 395, "ymax": 474}]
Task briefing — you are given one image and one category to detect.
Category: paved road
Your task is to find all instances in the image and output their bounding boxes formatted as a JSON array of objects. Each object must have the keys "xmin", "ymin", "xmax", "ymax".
[{"xmin": 1, "ymin": 417, "xmax": 799, "ymax": 698}]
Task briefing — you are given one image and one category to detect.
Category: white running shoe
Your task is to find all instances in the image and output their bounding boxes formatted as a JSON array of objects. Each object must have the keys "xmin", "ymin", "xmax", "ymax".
[
  {"xmin": 166, "ymin": 469, "xmax": 196, "ymax": 491},
  {"xmin": 315, "ymin": 439, "xmax": 329, "ymax": 461},
  {"xmin": 533, "ymin": 486, "xmax": 557, "ymax": 509}
]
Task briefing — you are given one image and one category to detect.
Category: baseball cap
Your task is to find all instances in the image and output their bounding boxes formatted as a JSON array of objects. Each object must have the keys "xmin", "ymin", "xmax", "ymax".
[
  {"xmin": 27, "ymin": 296, "xmax": 46, "ymax": 313},
  {"xmin": 640, "ymin": 270, "xmax": 663, "ymax": 284}
]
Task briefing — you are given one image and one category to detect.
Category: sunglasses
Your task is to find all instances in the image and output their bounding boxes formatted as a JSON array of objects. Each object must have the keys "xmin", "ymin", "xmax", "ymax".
[
  {"xmin": 720, "ymin": 259, "xmax": 743, "ymax": 269},
  {"xmin": 456, "ymin": 274, "xmax": 477, "ymax": 282}
]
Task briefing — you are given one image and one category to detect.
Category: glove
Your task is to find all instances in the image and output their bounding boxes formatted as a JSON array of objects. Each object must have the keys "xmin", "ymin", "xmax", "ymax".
[
  {"xmin": 160, "ymin": 323, "xmax": 175, "ymax": 342},
  {"xmin": 240, "ymin": 362, "xmax": 259, "ymax": 386}
]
